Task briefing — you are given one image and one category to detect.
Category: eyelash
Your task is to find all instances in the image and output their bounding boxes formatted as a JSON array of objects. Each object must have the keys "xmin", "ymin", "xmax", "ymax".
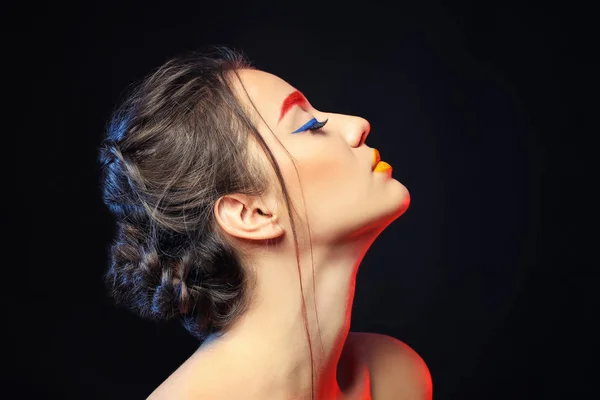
[{"xmin": 292, "ymin": 118, "xmax": 329, "ymax": 134}]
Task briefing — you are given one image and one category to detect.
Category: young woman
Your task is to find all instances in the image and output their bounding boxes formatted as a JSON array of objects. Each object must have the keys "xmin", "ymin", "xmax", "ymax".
[{"xmin": 98, "ymin": 47, "xmax": 431, "ymax": 400}]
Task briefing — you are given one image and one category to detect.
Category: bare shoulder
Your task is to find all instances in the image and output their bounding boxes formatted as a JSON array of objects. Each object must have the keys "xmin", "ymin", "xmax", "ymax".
[
  {"xmin": 146, "ymin": 349, "xmax": 215, "ymax": 400},
  {"xmin": 348, "ymin": 332, "xmax": 433, "ymax": 400}
]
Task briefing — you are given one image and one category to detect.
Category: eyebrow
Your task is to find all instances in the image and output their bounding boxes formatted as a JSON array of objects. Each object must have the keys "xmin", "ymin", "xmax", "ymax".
[{"xmin": 278, "ymin": 90, "xmax": 308, "ymax": 124}]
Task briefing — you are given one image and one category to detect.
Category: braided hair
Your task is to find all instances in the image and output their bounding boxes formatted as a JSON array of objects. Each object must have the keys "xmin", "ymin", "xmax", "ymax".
[{"xmin": 97, "ymin": 48, "xmax": 267, "ymax": 340}]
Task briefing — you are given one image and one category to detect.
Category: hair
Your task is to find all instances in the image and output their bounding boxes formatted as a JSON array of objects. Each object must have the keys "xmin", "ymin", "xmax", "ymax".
[{"xmin": 97, "ymin": 47, "xmax": 319, "ymax": 396}]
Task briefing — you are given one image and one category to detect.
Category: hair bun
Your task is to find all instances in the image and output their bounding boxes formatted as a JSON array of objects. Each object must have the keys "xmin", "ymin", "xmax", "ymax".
[{"xmin": 99, "ymin": 48, "xmax": 255, "ymax": 341}]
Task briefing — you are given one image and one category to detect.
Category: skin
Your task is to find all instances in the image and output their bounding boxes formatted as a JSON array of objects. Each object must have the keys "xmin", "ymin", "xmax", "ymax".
[{"xmin": 149, "ymin": 69, "xmax": 411, "ymax": 399}]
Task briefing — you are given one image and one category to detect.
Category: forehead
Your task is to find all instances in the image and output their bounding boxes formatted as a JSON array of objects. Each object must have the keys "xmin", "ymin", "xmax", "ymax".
[{"xmin": 231, "ymin": 69, "xmax": 297, "ymax": 121}]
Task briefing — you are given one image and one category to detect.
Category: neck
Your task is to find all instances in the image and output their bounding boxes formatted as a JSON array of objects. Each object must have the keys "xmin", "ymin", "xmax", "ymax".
[{"xmin": 196, "ymin": 236, "xmax": 372, "ymax": 399}]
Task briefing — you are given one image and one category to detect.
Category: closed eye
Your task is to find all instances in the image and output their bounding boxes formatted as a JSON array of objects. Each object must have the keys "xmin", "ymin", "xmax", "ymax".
[{"xmin": 291, "ymin": 118, "xmax": 328, "ymax": 134}]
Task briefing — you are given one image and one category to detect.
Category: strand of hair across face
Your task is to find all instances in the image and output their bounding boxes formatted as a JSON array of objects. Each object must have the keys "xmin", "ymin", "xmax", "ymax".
[{"xmin": 230, "ymin": 67, "xmax": 320, "ymax": 400}]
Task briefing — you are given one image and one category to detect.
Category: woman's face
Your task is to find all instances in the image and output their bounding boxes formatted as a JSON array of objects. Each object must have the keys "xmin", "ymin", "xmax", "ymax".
[{"xmin": 234, "ymin": 69, "xmax": 410, "ymax": 246}]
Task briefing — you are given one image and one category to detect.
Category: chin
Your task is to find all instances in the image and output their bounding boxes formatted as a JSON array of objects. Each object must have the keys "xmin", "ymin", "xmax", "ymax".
[
  {"xmin": 397, "ymin": 195, "xmax": 411, "ymax": 217},
  {"xmin": 387, "ymin": 183, "xmax": 411, "ymax": 221},
  {"xmin": 366, "ymin": 190, "xmax": 411, "ymax": 235}
]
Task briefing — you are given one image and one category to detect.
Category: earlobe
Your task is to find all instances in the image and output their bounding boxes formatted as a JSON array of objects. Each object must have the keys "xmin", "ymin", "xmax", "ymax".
[{"xmin": 213, "ymin": 194, "xmax": 284, "ymax": 241}]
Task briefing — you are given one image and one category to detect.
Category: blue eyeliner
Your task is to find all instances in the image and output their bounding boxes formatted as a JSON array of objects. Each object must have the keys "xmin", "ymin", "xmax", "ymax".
[{"xmin": 291, "ymin": 118, "xmax": 327, "ymax": 134}]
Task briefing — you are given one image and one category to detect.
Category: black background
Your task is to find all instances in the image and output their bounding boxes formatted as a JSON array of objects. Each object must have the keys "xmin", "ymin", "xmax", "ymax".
[{"xmin": 5, "ymin": 0, "xmax": 597, "ymax": 399}]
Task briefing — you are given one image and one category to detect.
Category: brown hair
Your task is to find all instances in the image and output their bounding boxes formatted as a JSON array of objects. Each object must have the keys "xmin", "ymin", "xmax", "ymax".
[{"xmin": 97, "ymin": 47, "xmax": 319, "ymax": 397}]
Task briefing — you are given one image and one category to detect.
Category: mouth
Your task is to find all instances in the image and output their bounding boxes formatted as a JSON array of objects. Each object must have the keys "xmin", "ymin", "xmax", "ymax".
[
  {"xmin": 372, "ymin": 148, "xmax": 393, "ymax": 173},
  {"xmin": 372, "ymin": 149, "xmax": 381, "ymax": 170}
]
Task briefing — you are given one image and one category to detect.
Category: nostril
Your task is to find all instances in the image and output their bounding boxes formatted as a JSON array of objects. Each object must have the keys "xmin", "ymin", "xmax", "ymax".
[{"xmin": 360, "ymin": 131, "xmax": 367, "ymax": 146}]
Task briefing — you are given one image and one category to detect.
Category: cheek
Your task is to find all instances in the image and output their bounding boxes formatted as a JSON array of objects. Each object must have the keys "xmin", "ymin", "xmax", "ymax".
[
  {"xmin": 300, "ymin": 160, "xmax": 373, "ymax": 239},
  {"xmin": 300, "ymin": 158, "xmax": 364, "ymax": 205},
  {"xmin": 305, "ymin": 161, "xmax": 343, "ymax": 184},
  {"xmin": 298, "ymin": 144, "xmax": 348, "ymax": 182},
  {"xmin": 280, "ymin": 146, "xmax": 366, "ymax": 216}
]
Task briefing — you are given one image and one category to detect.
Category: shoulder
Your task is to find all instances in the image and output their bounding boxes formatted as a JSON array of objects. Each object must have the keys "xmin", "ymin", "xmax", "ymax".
[{"xmin": 348, "ymin": 332, "xmax": 433, "ymax": 400}]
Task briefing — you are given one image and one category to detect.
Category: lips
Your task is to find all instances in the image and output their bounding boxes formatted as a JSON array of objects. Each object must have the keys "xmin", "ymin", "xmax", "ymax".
[{"xmin": 372, "ymin": 149, "xmax": 381, "ymax": 170}]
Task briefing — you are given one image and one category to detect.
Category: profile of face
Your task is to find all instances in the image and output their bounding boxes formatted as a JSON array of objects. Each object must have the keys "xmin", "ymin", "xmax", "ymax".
[{"xmin": 221, "ymin": 69, "xmax": 411, "ymax": 252}]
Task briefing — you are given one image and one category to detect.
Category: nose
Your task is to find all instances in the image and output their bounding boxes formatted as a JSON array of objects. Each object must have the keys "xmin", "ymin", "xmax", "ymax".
[{"xmin": 344, "ymin": 115, "xmax": 371, "ymax": 147}]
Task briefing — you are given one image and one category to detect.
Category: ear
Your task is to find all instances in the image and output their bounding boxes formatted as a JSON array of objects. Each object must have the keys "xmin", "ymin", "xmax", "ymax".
[{"xmin": 213, "ymin": 193, "xmax": 284, "ymax": 241}]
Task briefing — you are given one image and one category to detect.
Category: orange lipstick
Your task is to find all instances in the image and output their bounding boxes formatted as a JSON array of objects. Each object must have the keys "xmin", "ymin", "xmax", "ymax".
[{"xmin": 373, "ymin": 149, "xmax": 392, "ymax": 172}]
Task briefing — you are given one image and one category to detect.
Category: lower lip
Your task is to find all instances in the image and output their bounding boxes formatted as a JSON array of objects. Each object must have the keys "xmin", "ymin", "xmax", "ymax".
[{"xmin": 373, "ymin": 161, "xmax": 392, "ymax": 173}]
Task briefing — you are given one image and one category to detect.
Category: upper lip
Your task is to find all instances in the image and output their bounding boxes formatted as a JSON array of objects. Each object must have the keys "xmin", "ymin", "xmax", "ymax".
[{"xmin": 372, "ymin": 149, "xmax": 381, "ymax": 170}]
